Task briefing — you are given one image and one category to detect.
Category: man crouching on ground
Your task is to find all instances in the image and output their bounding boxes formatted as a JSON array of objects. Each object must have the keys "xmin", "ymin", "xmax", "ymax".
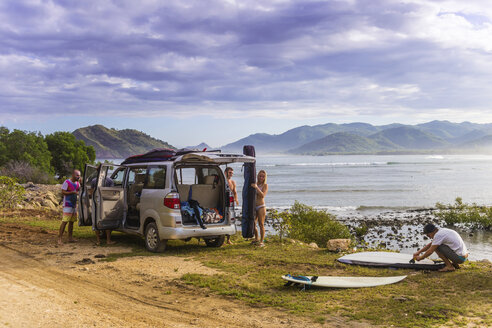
[
  {"xmin": 58, "ymin": 169, "xmax": 81, "ymax": 245},
  {"xmin": 413, "ymin": 223, "xmax": 469, "ymax": 272}
]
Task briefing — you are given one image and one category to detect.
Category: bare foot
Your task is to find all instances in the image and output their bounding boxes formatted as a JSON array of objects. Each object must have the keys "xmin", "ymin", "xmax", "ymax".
[
  {"xmin": 226, "ymin": 240, "xmax": 233, "ymax": 245},
  {"xmin": 57, "ymin": 239, "xmax": 63, "ymax": 245},
  {"xmin": 106, "ymin": 241, "xmax": 117, "ymax": 245},
  {"xmin": 67, "ymin": 238, "xmax": 78, "ymax": 243},
  {"xmin": 438, "ymin": 266, "xmax": 455, "ymax": 272}
]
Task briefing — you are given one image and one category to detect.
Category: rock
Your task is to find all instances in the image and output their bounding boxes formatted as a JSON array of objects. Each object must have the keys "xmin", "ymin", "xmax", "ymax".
[
  {"xmin": 33, "ymin": 196, "xmax": 43, "ymax": 202},
  {"xmin": 94, "ymin": 254, "xmax": 106, "ymax": 259},
  {"xmin": 46, "ymin": 191, "xmax": 61, "ymax": 205},
  {"xmin": 22, "ymin": 182, "xmax": 38, "ymax": 190},
  {"xmin": 76, "ymin": 258, "xmax": 95, "ymax": 265},
  {"xmin": 308, "ymin": 242, "xmax": 319, "ymax": 248},
  {"xmin": 326, "ymin": 239, "xmax": 351, "ymax": 251},
  {"xmin": 480, "ymin": 259, "xmax": 491, "ymax": 264},
  {"xmin": 41, "ymin": 199, "xmax": 56, "ymax": 209}
]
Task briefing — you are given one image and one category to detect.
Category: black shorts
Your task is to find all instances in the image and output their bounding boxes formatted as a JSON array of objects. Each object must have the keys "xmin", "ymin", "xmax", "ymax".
[{"xmin": 437, "ymin": 244, "xmax": 467, "ymax": 264}]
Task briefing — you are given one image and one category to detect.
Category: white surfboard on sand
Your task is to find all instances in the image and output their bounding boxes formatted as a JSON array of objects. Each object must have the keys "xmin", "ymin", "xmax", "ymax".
[
  {"xmin": 282, "ymin": 274, "xmax": 406, "ymax": 288},
  {"xmin": 338, "ymin": 251, "xmax": 444, "ymax": 270}
]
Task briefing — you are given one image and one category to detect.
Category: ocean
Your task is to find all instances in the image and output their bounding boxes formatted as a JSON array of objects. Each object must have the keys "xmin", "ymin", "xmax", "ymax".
[{"xmin": 231, "ymin": 154, "xmax": 492, "ymax": 211}]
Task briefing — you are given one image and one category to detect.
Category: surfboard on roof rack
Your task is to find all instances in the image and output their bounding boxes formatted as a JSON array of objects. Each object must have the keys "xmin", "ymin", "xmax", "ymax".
[{"xmin": 121, "ymin": 148, "xmax": 177, "ymax": 164}]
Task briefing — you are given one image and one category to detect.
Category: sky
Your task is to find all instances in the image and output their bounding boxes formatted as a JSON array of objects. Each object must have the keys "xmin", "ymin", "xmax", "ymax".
[{"xmin": 1, "ymin": 0, "xmax": 492, "ymax": 147}]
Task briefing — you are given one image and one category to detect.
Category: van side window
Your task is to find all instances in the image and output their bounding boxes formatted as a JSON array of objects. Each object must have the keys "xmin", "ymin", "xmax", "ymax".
[
  {"xmin": 145, "ymin": 167, "xmax": 167, "ymax": 189},
  {"xmin": 111, "ymin": 168, "xmax": 126, "ymax": 186}
]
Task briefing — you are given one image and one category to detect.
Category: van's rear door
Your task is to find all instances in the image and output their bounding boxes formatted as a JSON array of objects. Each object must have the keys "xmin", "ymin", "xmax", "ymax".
[
  {"xmin": 94, "ymin": 164, "xmax": 126, "ymax": 230},
  {"xmin": 78, "ymin": 164, "xmax": 98, "ymax": 226}
]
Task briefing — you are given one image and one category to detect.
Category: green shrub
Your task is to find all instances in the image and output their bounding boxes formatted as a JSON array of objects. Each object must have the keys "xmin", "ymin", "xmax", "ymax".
[
  {"xmin": 0, "ymin": 160, "xmax": 56, "ymax": 184},
  {"xmin": 0, "ymin": 176, "xmax": 25, "ymax": 209},
  {"xmin": 288, "ymin": 201, "xmax": 351, "ymax": 246},
  {"xmin": 354, "ymin": 223, "xmax": 369, "ymax": 240},
  {"xmin": 435, "ymin": 197, "xmax": 492, "ymax": 229},
  {"xmin": 266, "ymin": 209, "xmax": 291, "ymax": 242}
]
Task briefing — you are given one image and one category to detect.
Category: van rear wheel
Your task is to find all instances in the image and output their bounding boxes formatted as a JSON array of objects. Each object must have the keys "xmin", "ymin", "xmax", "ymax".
[
  {"xmin": 145, "ymin": 222, "xmax": 166, "ymax": 252},
  {"xmin": 204, "ymin": 235, "xmax": 225, "ymax": 247}
]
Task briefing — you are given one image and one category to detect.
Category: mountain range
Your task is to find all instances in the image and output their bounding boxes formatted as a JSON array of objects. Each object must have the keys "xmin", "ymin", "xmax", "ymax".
[
  {"xmin": 73, "ymin": 121, "xmax": 492, "ymax": 158},
  {"xmin": 222, "ymin": 120, "xmax": 492, "ymax": 154}
]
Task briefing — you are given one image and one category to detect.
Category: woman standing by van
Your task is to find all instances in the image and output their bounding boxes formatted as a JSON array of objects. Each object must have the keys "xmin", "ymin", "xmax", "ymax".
[{"xmin": 252, "ymin": 170, "xmax": 268, "ymax": 247}]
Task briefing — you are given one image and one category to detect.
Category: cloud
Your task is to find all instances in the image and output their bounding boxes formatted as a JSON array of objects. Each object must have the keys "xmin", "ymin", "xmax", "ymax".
[{"xmin": 1, "ymin": 0, "xmax": 492, "ymax": 122}]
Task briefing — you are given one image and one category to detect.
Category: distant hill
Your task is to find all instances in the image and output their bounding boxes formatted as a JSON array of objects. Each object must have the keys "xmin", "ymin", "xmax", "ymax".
[
  {"xmin": 458, "ymin": 135, "xmax": 492, "ymax": 153},
  {"xmin": 368, "ymin": 126, "xmax": 448, "ymax": 150},
  {"xmin": 221, "ymin": 122, "xmax": 381, "ymax": 153},
  {"xmin": 290, "ymin": 132, "xmax": 384, "ymax": 154},
  {"xmin": 416, "ymin": 120, "xmax": 484, "ymax": 141},
  {"xmin": 185, "ymin": 142, "xmax": 212, "ymax": 150},
  {"xmin": 73, "ymin": 125, "xmax": 175, "ymax": 159}
]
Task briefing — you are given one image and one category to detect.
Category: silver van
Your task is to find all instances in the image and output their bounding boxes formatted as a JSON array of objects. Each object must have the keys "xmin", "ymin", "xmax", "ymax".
[{"xmin": 78, "ymin": 151, "xmax": 255, "ymax": 252}]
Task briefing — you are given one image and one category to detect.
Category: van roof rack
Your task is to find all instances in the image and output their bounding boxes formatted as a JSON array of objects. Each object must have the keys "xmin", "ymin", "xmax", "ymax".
[{"xmin": 122, "ymin": 148, "xmax": 222, "ymax": 164}]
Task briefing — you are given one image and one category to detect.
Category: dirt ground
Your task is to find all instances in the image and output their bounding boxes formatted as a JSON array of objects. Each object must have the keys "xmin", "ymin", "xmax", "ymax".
[{"xmin": 0, "ymin": 222, "xmax": 365, "ymax": 328}]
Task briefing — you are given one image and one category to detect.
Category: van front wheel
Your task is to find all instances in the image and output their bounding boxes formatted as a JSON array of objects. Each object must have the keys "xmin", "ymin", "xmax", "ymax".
[
  {"xmin": 145, "ymin": 222, "xmax": 166, "ymax": 252},
  {"xmin": 204, "ymin": 235, "xmax": 225, "ymax": 247}
]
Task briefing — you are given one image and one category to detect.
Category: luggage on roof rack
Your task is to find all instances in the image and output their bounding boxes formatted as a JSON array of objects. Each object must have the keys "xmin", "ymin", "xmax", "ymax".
[{"xmin": 121, "ymin": 148, "xmax": 176, "ymax": 165}]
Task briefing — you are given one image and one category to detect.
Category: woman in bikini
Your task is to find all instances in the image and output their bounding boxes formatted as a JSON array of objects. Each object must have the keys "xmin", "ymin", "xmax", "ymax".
[{"xmin": 252, "ymin": 170, "xmax": 268, "ymax": 247}]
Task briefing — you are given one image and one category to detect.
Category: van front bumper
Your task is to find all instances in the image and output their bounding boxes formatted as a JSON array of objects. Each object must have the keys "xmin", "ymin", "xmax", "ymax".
[{"xmin": 158, "ymin": 224, "xmax": 236, "ymax": 240}]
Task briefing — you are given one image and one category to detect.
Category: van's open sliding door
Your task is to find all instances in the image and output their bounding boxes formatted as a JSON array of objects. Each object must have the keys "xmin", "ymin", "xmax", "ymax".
[{"xmin": 94, "ymin": 164, "xmax": 126, "ymax": 230}]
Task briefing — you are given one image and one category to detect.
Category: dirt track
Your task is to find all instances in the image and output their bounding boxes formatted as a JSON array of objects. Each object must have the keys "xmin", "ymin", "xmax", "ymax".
[{"xmin": 0, "ymin": 223, "xmax": 362, "ymax": 328}]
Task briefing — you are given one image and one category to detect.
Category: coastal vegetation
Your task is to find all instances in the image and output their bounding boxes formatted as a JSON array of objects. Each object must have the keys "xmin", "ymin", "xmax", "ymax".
[
  {"xmin": 436, "ymin": 197, "xmax": 492, "ymax": 229},
  {"xmin": 0, "ymin": 176, "xmax": 25, "ymax": 209},
  {"xmin": 0, "ymin": 127, "xmax": 95, "ymax": 183},
  {"xmin": 267, "ymin": 202, "xmax": 351, "ymax": 246},
  {"xmin": 288, "ymin": 201, "xmax": 351, "ymax": 246}
]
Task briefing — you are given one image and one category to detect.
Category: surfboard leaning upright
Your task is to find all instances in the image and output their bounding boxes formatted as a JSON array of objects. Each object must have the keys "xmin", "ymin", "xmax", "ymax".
[{"xmin": 241, "ymin": 145, "xmax": 256, "ymax": 238}]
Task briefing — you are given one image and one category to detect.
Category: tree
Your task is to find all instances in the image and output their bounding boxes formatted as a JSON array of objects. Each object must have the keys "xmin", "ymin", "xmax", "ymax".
[
  {"xmin": 45, "ymin": 132, "xmax": 96, "ymax": 178},
  {"xmin": 0, "ymin": 127, "xmax": 8, "ymax": 166},
  {"xmin": 1, "ymin": 129, "xmax": 53, "ymax": 174}
]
